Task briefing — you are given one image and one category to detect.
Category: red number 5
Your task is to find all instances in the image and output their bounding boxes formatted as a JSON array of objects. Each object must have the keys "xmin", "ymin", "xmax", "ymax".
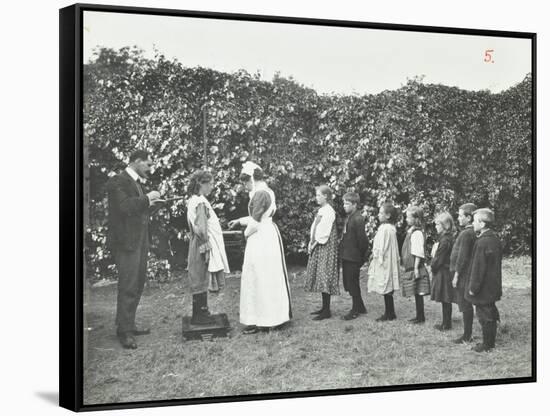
[{"xmin": 484, "ymin": 49, "xmax": 494, "ymax": 63}]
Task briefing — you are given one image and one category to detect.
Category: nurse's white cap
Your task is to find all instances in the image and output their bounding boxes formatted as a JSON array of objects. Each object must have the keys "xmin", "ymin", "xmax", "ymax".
[{"xmin": 241, "ymin": 161, "xmax": 262, "ymax": 177}]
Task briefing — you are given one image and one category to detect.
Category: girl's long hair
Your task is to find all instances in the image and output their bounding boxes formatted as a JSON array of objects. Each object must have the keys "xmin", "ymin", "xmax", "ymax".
[
  {"xmin": 316, "ymin": 184, "xmax": 334, "ymax": 206},
  {"xmin": 381, "ymin": 202, "xmax": 400, "ymax": 224},
  {"xmin": 407, "ymin": 205, "xmax": 425, "ymax": 229},
  {"xmin": 187, "ymin": 170, "xmax": 213, "ymax": 196},
  {"xmin": 435, "ymin": 211, "xmax": 456, "ymax": 236}
]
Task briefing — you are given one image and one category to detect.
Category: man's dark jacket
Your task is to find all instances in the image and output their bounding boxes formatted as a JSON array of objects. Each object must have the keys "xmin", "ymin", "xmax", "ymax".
[{"xmin": 106, "ymin": 170, "xmax": 150, "ymax": 251}]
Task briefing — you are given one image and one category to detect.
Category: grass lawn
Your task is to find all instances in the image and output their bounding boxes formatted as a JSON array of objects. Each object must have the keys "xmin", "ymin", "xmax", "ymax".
[{"xmin": 83, "ymin": 256, "xmax": 532, "ymax": 405}]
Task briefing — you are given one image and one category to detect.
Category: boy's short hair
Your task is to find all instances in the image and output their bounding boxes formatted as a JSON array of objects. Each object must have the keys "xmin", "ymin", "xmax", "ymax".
[
  {"xmin": 474, "ymin": 208, "xmax": 495, "ymax": 225},
  {"xmin": 459, "ymin": 203, "xmax": 478, "ymax": 221},
  {"xmin": 343, "ymin": 192, "xmax": 360, "ymax": 205}
]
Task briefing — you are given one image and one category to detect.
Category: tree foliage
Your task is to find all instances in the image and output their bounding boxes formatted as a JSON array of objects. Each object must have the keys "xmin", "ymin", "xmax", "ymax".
[{"xmin": 83, "ymin": 47, "xmax": 532, "ymax": 280}]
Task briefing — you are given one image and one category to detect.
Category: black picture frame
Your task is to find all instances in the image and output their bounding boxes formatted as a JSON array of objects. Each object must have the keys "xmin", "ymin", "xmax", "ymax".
[{"xmin": 60, "ymin": 3, "xmax": 537, "ymax": 412}]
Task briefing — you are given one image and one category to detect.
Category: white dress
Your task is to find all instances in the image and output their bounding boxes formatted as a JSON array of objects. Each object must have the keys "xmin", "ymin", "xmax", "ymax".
[
  {"xmin": 238, "ymin": 182, "xmax": 292, "ymax": 327},
  {"xmin": 367, "ymin": 223, "xmax": 401, "ymax": 295}
]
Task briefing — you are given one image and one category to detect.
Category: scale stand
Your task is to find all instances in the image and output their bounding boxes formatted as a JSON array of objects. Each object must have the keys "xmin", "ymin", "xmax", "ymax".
[{"xmin": 182, "ymin": 313, "xmax": 231, "ymax": 341}]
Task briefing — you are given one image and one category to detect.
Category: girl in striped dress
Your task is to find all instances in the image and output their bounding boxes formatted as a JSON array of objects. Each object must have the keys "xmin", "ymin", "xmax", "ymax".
[{"xmin": 305, "ymin": 185, "xmax": 340, "ymax": 321}]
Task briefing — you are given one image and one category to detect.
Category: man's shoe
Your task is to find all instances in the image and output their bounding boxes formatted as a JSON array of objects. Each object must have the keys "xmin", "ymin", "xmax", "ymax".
[
  {"xmin": 434, "ymin": 323, "xmax": 451, "ymax": 331},
  {"xmin": 118, "ymin": 333, "xmax": 137, "ymax": 349}
]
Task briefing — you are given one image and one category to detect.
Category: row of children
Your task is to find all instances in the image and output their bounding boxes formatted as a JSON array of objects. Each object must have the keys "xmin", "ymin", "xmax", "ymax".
[{"xmin": 304, "ymin": 185, "xmax": 503, "ymax": 353}]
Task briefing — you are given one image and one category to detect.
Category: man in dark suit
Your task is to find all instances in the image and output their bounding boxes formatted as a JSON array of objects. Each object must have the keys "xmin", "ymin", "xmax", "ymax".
[
  {"xmin": 465, "ymin": 208, "xmax": 503, "ymax": 353},
  {"xmin": 106, "ymin": 150, "xmax": 161, "ymax": 349}
]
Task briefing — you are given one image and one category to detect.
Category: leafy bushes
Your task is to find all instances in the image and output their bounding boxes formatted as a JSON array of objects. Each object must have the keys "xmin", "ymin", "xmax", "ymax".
[{"xmin": 83, "ymin": 47, "xmax": 532, "ymax": 280}]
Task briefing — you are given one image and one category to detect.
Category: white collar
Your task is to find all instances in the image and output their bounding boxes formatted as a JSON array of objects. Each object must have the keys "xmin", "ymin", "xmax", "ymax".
[{"xmin": 125, "ymin": 167, "xmax": 142, "ymax": 183}]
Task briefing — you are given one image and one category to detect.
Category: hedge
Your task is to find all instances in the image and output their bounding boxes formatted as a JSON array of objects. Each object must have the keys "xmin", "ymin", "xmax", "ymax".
[{"xmin": 83, "ymin": 47, "xmax": 532, "ymax": 280}]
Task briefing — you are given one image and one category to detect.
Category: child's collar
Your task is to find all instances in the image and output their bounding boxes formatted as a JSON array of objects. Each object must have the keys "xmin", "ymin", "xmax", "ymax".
[{"xmin": 478, "ymin": 227, "xmax": 490, "ymax": 236}]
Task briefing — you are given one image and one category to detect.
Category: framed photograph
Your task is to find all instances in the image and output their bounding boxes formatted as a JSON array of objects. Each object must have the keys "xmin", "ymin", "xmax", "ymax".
[{"xmin": 59, "ymin": 3, "xmax": 536, "ymax": 412}]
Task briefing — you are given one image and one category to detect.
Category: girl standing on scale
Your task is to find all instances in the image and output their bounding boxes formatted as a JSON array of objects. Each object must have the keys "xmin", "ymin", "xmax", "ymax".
[{"xmin": 186, "ymin": 170, "xmax": 230, "ymax": 325}]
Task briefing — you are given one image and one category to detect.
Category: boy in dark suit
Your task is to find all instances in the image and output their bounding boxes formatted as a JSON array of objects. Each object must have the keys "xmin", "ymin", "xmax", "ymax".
[
  {"xmin": 106, "ymin": 150, "xmax": 161, "ymax": 349},
  {"xmin": 450, "ymin": 203, "xmax": 477, "ymax": 344},
  {"xmin": 465, "ymin": 208, "xmax": 503, "ymax": 352},
  {"xmin": 340, "ymin": 192, "xmax": 368, "ymax": 320}
]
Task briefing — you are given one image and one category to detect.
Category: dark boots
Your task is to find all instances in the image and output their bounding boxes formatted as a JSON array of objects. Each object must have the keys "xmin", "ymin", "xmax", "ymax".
[
  {"xmin": 434, "ymin": 302, "xmax": 452, "ymax": 331},
  {"xmin": 191, "ymin": 292, "xmax": 216, "ymax": 325},
  {"xmin": 343, "ymin": 294, "xmax": 367, "ymax": 320},
  {"xmin": 313, "ymin": 293, "xmax": 331, "ymax": 320},
  {"xmin": 473, "ymin": 321, "xmax": 497, "ymax": 352},
  {"xmin": 354, "ymin": 295, "xmax": 367, "ymax": 314},
  {"xmin": 453, "ymin": 306, "xmax": 474, "ymax": 343},
  {"xmin": 376, "ymin": 293, "xmax": 396, "ymax": 321},
  {"xmin": 409, "ymin": 294, "xmax": 425, "ymax": 323}
]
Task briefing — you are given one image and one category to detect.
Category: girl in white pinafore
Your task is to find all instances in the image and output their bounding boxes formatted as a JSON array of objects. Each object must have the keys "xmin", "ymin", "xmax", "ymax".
[
  {"xmin": 229, "ymin": 162, "xmax": 292, "ymax": 333},
  {"xmin": 186, "ymin": 170, "xmax": 230, "ymax": 325},
  {"xmin": 187, "ymin": 193, "xmax": 230, "ymax": 292}
]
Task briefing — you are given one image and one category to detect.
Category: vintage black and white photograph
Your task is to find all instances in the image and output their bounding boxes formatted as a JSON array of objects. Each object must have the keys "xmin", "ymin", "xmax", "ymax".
[{"xmin": 76, "ymin": 6, "xmax": 533, "ymax": 407}]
